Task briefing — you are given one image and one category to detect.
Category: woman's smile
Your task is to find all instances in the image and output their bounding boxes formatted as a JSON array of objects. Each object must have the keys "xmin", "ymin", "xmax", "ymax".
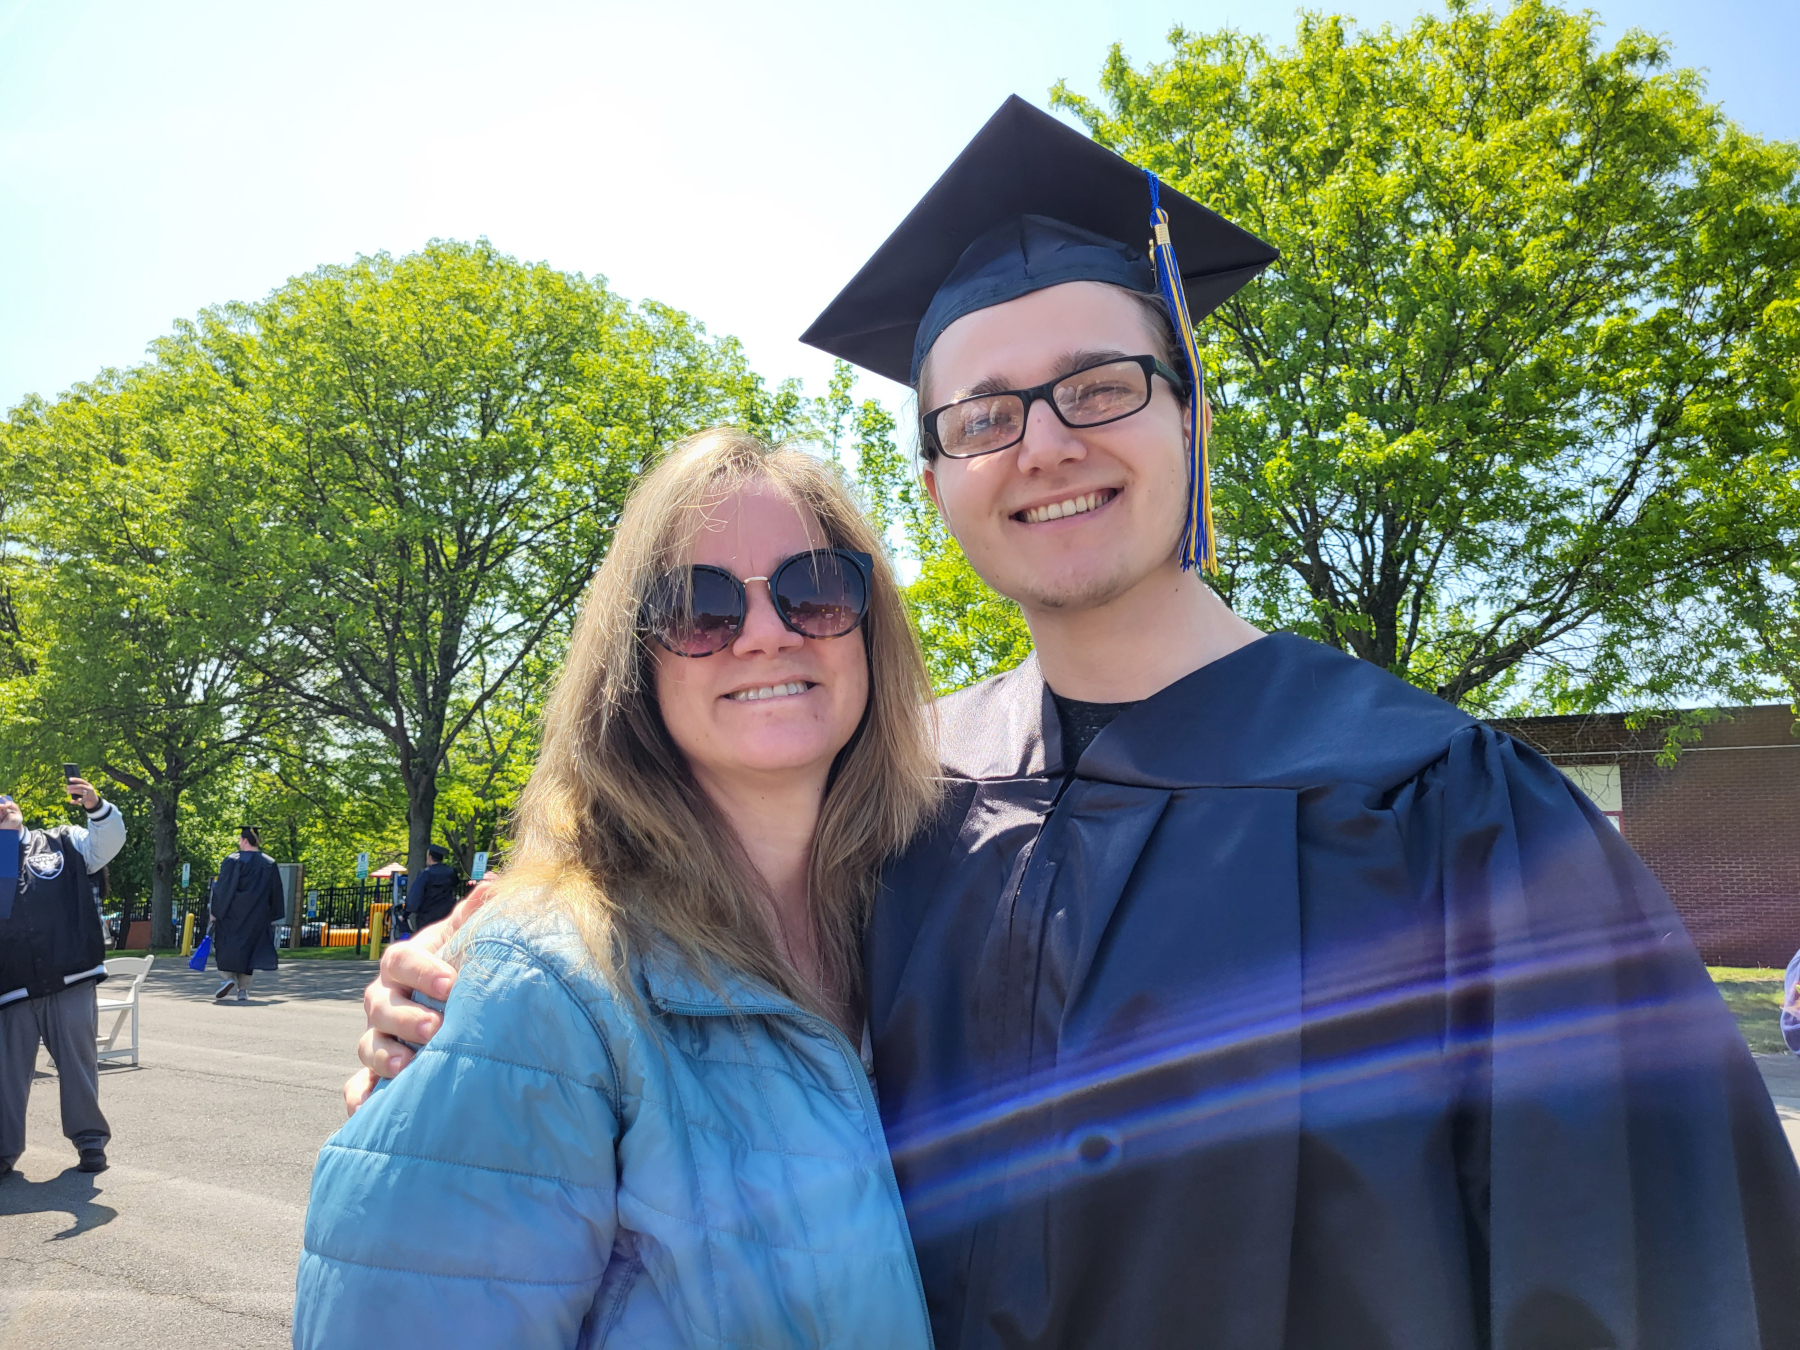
[{"xmin": 724, "ymin": 680, "xmax": 817, "ymax": 703}]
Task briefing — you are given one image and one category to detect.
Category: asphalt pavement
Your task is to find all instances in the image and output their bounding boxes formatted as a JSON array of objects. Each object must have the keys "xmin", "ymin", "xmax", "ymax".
[
  {"xmin": 1760, "ymin": 1050, "xmax": 1800, "ymax": 1154},
  {"xmin": 0, "ymin": 959, "xmax": 368, "ymax": 1350}
]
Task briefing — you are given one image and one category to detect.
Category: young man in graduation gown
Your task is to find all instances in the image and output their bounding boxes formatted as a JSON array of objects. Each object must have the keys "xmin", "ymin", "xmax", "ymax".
[{"xmin": 345, "ymin": 98, "xmax": 1800, "ymax": 1348}]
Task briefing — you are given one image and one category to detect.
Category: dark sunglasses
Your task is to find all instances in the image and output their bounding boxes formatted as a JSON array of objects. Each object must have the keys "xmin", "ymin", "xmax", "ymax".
[{"xmin": 643, "ymin": 548, "xmax": 873, "ymax": 658}]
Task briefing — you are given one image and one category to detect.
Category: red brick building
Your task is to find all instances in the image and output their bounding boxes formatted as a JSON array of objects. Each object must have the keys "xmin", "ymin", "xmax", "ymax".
[{"xmin": 1491, "ymin": 704, "xmax": 1800, "ymax": 968}]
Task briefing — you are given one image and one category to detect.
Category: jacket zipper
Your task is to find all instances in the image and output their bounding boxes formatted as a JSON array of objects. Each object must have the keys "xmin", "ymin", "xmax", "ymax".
[
  {"xmin": 793, "ymin": 1010, "xmax": 939, "ymax": 1350},
  {"xmin": 651, "ymin": 994, "xmax": 938, "ymax": 1349}
]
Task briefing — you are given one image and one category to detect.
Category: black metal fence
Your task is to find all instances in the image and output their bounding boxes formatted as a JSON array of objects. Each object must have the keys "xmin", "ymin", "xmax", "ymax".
[
  {"xmin": 172, "ymin": 883, "xmax": 214, "ymax": 931},
  {"xmin": 108, "ymin": 883, "xmax": 218, "ymax": 947},
  {"xmin": 295, "ymin": 880, "xmax": 399, "ymax": 955},
  {"xmin": 111, "ymin": 874, "xmax": 405, "ymax": 956}
]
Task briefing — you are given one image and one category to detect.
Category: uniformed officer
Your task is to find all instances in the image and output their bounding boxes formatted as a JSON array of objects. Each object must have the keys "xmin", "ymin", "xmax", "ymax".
[
  {"xmin": 0, "ymin": 779, "xmax": 127, "ymax": 1177},
  {"xmin": 404, "ymin": 846, "xmax": 461, "ymax": 933}
]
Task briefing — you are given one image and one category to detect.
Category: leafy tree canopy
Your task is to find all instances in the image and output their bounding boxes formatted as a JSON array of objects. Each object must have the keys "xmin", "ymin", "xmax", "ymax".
[
  {"xmin": 170, "ymin": 238, "xmax": 783, "ymax": 873},
  {"xmin": 1051, "ymin": 0, "xmax": 1800, "ymax": 711},
  {"xmin": 0, "ymin": 363, "xmax": 293, "ymax": 941}
]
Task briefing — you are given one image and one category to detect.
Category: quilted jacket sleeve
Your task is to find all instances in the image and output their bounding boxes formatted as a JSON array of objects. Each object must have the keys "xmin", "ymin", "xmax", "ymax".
[{"xmin": 294, "ymin": 931, "xmax": 623, "ymax": 1349}]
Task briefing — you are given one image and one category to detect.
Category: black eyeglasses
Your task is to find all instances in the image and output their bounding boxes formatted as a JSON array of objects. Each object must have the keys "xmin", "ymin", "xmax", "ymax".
[
  {"xmin": 643, "ymin": 548, "xmax": 873, "ymax": 658},
  {"xmin": 921, "ymin": 354, "xmax": 1187, "ymax": 460}
]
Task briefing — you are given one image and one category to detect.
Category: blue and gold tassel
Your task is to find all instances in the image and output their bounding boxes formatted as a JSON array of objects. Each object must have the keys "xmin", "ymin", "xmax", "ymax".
[{"xmin": 1145, "ymin": 171, "xmax": 1216, "ymax": 574}]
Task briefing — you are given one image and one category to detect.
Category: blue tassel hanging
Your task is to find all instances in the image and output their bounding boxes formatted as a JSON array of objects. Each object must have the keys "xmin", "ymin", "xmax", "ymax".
[{"xmin": 1144, "ymin": 170, "xmax": 1216, "ymax": 574}]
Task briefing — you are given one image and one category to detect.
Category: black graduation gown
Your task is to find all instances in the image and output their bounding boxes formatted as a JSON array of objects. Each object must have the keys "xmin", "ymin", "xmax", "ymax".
[
  {"xmin": 867, "ymin": 633, "xmax": 1800, "ymax": 1350},
  {"xmin": 209, "ymin": 850, "xmax": 283, "ymax": 975}
]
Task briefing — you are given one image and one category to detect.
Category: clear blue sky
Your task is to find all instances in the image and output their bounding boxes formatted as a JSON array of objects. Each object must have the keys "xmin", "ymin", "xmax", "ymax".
[{"xmin": 1, "ymin": 0, "xmax": 1794, "ymax": 416}]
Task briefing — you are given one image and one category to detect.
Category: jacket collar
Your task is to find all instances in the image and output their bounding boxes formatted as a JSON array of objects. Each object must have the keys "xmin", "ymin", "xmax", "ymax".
[{"xmin": 638, "ymin": 942, "xmax": 797, "ymax": 1019}]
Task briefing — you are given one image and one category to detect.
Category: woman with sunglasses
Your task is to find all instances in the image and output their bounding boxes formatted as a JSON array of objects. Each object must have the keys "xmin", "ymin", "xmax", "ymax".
[{"xmin": 293, "ymin": 428, "xmax": 939, "ymax": 1349}]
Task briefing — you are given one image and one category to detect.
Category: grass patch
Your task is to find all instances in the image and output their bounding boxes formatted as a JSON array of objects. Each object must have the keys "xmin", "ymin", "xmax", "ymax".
[{"xmin": 1710, "ymin": 966, "xmax": 1787, "ymax": 1055}]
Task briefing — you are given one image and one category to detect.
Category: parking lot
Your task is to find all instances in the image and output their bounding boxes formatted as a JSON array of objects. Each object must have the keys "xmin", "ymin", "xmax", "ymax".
[{"xmin": 0, "ymin": 959, "xmax": 367, "ymax": 1350}]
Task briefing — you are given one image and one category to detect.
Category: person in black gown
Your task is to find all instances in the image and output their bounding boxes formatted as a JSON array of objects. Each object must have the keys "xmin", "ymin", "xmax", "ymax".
[
  {"xmin": 349, "ymin": 96, "xmax": 1800, "ymax": 1348},
  {"xmin": 208, "ymin": 826, "xmax": 283, "ymax": 1002}
]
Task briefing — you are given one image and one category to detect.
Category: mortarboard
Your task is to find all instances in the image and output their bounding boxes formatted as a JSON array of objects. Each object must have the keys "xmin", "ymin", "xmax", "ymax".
[{"xmin": 801, "ymin": 94, "xmax": 1279, "ymax": 572}]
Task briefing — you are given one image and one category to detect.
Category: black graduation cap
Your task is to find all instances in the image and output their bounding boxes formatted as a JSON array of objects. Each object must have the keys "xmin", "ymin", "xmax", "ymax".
[
  {"xmin": 800, "ymin": 95, "xmax": 1279, "ymax": 571},
  {"xmin": 801, "ymin": 95, "xmax": 1278, "ymax": 388}
]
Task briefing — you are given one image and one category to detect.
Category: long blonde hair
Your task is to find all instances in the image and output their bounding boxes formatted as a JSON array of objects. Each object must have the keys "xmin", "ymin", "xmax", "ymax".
[{"xmin": 482, "ymin": 428, "xmax": 939, "ymax": 1019}]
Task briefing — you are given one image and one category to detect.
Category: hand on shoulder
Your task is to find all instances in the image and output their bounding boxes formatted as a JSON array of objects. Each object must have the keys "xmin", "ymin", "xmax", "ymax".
[{"xmin": 344, "ymin": 882, "xmax": 491, "ymax": 1116}]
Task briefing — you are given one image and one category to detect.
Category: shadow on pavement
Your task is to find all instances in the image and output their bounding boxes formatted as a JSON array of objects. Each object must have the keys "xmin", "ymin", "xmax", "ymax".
[
  {"xmin": 0, "ymin": 1166, "xmax": 118, "ymax": 1240},
  {"xmin": 146, "ymin": 963, "xmax": 374, "ymax": 1004}
]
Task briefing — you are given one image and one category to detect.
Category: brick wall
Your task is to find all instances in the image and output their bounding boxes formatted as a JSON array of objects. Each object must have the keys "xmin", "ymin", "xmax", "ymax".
[{"xmin": 1491, "ymin": 705, "xmax": 1800, "ymax": 967}]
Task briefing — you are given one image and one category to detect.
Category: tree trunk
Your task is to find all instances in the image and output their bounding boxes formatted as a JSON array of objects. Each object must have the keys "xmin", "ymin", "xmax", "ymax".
[
  {"xmin": 149, "ymin": 791, "xmax": 179, "ymax": 948},
  {"xmin": 406, "ymin": 772, "xmax": 438, "ymax": 879}
]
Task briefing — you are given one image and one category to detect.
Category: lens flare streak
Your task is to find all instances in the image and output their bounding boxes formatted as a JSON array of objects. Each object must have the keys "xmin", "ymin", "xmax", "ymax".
[{"xmin": 885, "ymin": 917, "xmax": 1728, "ymax": 1234}]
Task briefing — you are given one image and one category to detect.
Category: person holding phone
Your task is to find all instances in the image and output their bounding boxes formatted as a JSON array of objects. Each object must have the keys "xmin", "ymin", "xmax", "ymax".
[{"xmin": 0, "ymin": 771, "xmax": 127, "ymax": 1178}]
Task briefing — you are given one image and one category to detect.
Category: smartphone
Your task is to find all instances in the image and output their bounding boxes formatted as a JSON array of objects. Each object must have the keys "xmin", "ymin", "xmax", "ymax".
[{"xmin": 63, "ymin": 763, "xmax": 80, "ymax": 781}]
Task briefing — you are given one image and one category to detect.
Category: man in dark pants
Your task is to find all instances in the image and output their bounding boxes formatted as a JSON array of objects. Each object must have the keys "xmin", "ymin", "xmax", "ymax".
[
  {"xmin": 405, "ymin": 847, "xmax": 460, "ymax": 933},
  {"xmin": 0, "ymin": 779, "xmax": 127, "ymax": 1178}
]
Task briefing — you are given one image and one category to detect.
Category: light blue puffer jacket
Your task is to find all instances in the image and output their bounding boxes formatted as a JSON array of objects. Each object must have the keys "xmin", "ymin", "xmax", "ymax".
[{"xmin": 293, "ymin": 913, "xmax": 933, "ymax": 1349}]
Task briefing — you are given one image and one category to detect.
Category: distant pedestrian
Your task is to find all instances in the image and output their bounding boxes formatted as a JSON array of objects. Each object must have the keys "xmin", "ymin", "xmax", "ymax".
[
  {"xmin": 403, "ymin": 847, "xmax": 460, "ymax": 933},
  {"xmin": 208, "ymin": 827, "xmax": 283, "ymax": 1003},
  {"xmin": 0, "ymin": 778, "xmax": 127, "ymax": 1178}
]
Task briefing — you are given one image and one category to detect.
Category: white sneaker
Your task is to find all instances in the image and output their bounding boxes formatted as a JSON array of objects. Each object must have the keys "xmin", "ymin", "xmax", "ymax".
[
  {"xmin": 234, "ymin": 986, "xmax": 247, "ymax": 1003},
  {"xmin": 213, "ymin": 980, "xmax": 235, "ymax": 1001}
]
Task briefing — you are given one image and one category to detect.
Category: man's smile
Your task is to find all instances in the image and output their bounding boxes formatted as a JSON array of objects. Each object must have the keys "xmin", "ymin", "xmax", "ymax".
[{"xmin": 1013, "ymin": 487, "xmax": 1119, "ymax": 525}]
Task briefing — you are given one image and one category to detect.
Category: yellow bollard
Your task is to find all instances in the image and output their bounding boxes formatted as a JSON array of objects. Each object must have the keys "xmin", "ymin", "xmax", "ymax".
[
  {"xmin": 179, "ymin": 911, "xmax": 195, "ymax": 957},
  {"xmin": 369, "ymin": 903, "xmax": 386, "ymax": 965}
]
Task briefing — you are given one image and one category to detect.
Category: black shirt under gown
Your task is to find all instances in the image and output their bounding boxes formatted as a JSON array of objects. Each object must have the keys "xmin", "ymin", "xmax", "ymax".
[{"xmin": 866, "ymin": 632, "xmax": 1800, "ymax": 1350}]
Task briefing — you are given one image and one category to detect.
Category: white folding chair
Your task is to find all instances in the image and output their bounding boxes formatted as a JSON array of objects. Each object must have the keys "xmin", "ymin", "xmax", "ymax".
[{"xmin": 97, "ymin": 955, "xmax": 155, "ymax": 1066}]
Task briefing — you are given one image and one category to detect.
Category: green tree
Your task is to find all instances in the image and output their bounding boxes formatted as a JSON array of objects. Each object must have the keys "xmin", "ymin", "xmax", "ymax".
[
  {"xmin": 1055, "ymin": 0, "xmax": 1800, "ymax": 711},
  {"xmin": 1712, "ymin": 279, "xmax": 1800, "ymax": 717},
  {"xmin": 174, "ymin": 239, "xmax": 785, "ymax": 874},
  {"xmin": 0, "ymin": 366, "xmax": 292, "ymax": 944},
  {"xmin": 0, "ymin": 459, "xmax": 28, "ymax": 685},
  {"xmin": 433, "ymin": 645, "xmax": 552, "ymax": 874},
  {"xmin": 229, "ymin": 728, "xmax": 410, "ymax": 884}
]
